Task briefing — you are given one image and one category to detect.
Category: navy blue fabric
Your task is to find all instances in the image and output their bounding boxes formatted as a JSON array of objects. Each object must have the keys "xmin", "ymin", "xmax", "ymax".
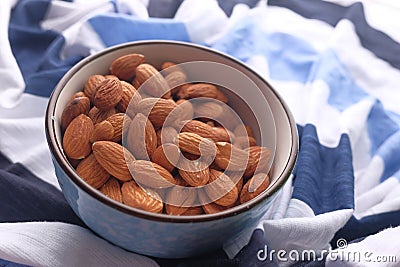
[
  {"xmin": 0, "ymin": 259, "xmax": 29, "ymax": 267},
  {"xmin": 268, "ymin": 0, "xmax": 400, "ymax": 70},
  {"xmin": 292, "ymin": 125, "xmax": 354, "ymax": 215}
]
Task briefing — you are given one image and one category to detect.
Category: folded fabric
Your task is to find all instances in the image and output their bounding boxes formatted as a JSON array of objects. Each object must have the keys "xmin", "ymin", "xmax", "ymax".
[{"xmin": 1, "ymin": 0, "xmax": 400, "ymax": 266}]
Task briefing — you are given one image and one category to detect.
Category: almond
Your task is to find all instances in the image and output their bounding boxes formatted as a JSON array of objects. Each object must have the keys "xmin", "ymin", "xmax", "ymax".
[
  {"xmin": 244, "ymin": 146, "xmax": 271, "ymax": 177},
  {"xmin": 156, "ymin": 126, "xmax": 178, "ymax": 147},
  {"xmin": 135, "ymin": 98, "xmax": 178, "ymax": 128},
  {"xmin": 175, "ymin": 99, "xmax": 194, "ymax": 121},
  {"xmin": 100, "ymin": 177, "xmax": 122, "ymax": 203},
  {"xmin": 110, "ymin": 53, "xmax": 145, "ymax": 81},
  {"xmin": 93, "ymin": 78, "xmax": 123, "ymax": 111},
  {"xmin": 63, "ymin": 114, "xmax": 94, "ymax": 159},
  {"xmin": 117, "ymin": 81, "xmax": 142, "ymax": 114},
  {"xmin": 126, "ymin": 113, "xmax": 157, "ymax": 160},
  {"xmin": 165, "ymin": 71, "xmax": 187, "ymax": 95},
  {"xmin": 88, "ymin": 106, "xmax": 117, "ymax": 124},
  {"xmin": 212, "ymin": 127, "xmax": 233, "ymax": 143},
  {"xmin": 92, "ymin": 141, "xmax": 135, "ymax": 182},
  {"xmin": 121, "ymin": 181, "xmax": 163, "ymax": 213},
  {"xmin": 176, "ymin": 132, "xmax": 216, "ymax": 157},
  {"xmin": 84, "ymin": 75, "xmax": 105, "ymax": 101},
  {"xmin": 180, "ymin": 120, "xmax": 217, "ymax": 141},
  {"xmin": 240, "ymin": 173, "xmax": 270, "ymax": 203},
  {"xmin": 61, "ymin": 96, "xmax": 90, "ymax": 131},
  {"xmin": 151, "ymin": 144, "xmax": 180, "ymax": 173},
  {"xmin": 205, "ymin": 169, "xmax": 238, "ymax": 207},
  {"xmin": 214, "ymin": 142, "xmax": 249, "ymax": 171},
  {"xmin": 76, "ymin": 153, "xmax": 110, "ymax": 189},
  {"xmin": 106, "ymin": 113, "xmax": 130, "ymax": 143},
  {"xmin": 198, "ymin": 190, "xmax": 231, "ymax": 214},
  {"xmin": 178, "ymin": 158, "xmax": 210, "ymax": 187},
  {"xmin": 70, "ymin": 91, "xmax": 86, "ymax": 100},
  {"xmin": 193, "ymin": 101, "xmax": 224, "ymax": 119},
  {"xmin": 177, "ymin": 83, "xmax": 228, "ymax": 103},
  {"xmin": 165, "ymin": 185, "xmax": 196, "ymax": 215},
  {"xmin": 135, "ymin": 63, "xmax": 171, "ymax": 99},
  {"xmin": 90, "ymin": 120, "xmax": 114, "ymax": 143},
  {"xmin": 181, "ymin": 206, "xmax": 204, "ymax": 215},
  {"xmin": 233, "ymin": 136, "xmax": 257, "ymax": 149},
  {"xmin": 161, "ymin": 61, "xmax": 185, "ymax": 76},
  {"xmin": 130, "ymin": 160, "xmax": 175, "ymax": 189}
]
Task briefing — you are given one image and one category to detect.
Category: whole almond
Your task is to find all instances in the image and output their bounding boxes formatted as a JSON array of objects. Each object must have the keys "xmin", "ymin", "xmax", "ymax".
[
  {"xmin": 100, "ymin": 177, "xmax": 122, "ymax": 202},
  {"xmin": 61, "ymin": 96, "xmax": 90, "ymax": 131},
  {"xmin": 93, "ymin": 78, "xmax": 123, "ymax": 111},
  {"xmin": 135, "ymin": 63, "xmax": 171, "ymax": 99},
  {"xmin": 244, "ymin": 146, "xmax": 271, "ymax": 177},
  {"xmin": 135, "ymin": 98, "xmax": 178, "ymax": 128},
  {"xmin": 63, "ymin": 114, "xmax": 94, "ymax": 159},
  {"xmin": 176, "ymin": 132, "xmax": 216, "ymax": 157},
  {"xmin": 90, "ymin": 120, "xmax": 114, "ymax": 143},
  {"xmin": 240, "ymin": 173, "xmax": 270, "ymax": 203},
  {"xmin": 156, "ymin": 126, "xmax": 178, "ymax": 147},
  {"xmin": 177, "ymin": 83, "xmax": 228, "ymax": 103},
  {"xmin": 151, "ymin": 144, "xmax": 180, "ymax": 173},
  {"xmin": 165, "ymin": 185, "xmax": 196, "ymax": 215},
  {"xmin": 214, "ymin": 142, "xmax": 249, "ymax": 171},
  {"xmin": 117, "ymin": 81, "xmax": 142, "ymax": 114},
  {"xmin": 92, "ymin": 141, "xmax": 135, "ymax": 182},
  {"xmin": 122, "ymin": 181, "xmax": 163, "ymax": 213},
  {"xmin": 110, "ymin": 53, "xmax": 145, "ymax": 81},
  {"xmin": 180, "ymin": 120, "xmax": 217, "ymax": 141},
  {"xmin": 205, "ymin": 169, "xmax": 238, "ymax": 207},
  {"xmin": 178, "ymin": 158, "xmax": 210, "ymax": 187},
  {"xmin": 130, "ymin": 160, "xmax": 175, "ymax": 189},
  {"xmin": 76, "ymin": 153, "xmax": 110, "ymax": 189},
  {"xmin": 84, "ymin": 75, "xmax": 105, "ymax": 101},
  {"xmin": 106, "ymin": 113, "xmax": 129, "ymax": 143},
  {"xmin": 126, "ymin": 113, "xmax": 157, "ymax": 160},
  {"xmin": 88, "ymin": 106, "xmax": 117, "ymax": 124}
]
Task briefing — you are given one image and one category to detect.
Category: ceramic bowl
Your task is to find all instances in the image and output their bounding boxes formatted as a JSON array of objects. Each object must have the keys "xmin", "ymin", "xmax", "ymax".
[{"xmin": 45, "ymin": 40, "xmax": 298, "ymax": 258}]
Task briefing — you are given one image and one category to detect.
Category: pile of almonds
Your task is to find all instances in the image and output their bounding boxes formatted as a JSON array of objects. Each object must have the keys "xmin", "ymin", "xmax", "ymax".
[{"xmin": 61, "ymin": 53, "xmax": 272, "ymax": 215}]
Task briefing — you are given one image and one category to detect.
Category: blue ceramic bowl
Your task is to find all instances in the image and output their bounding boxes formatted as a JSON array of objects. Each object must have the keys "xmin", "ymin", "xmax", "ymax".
[{"xmin": 45, "ymin": 40, "xmax": 298, "ymax": 258}]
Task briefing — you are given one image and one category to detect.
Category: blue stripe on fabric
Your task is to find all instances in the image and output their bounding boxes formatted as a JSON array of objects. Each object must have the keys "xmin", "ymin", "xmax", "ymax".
[
  {"xmin": 367, "ymin": 101, "xmax": 399, "ymax": 156},
  {"xmin": 212, "ymin": 16, "xmax": 317, "ymax": 84},
  {"xmin": 332, "ymin": 211, "xmax": 400, "ymax": 248},
  {"xmin": 88, "ymin": 14, "xmax": 190, "ymax": 47},
  {"xmin": 308, "ymin": 49, "xmax": 367, "ymax": 111},
  {"xmin": 0, "ymin": 259, "xmax": 30, "ymax": 267},
  {"xmin": 374, "ymin": 131, "xmax": 400, "ymax": 181},
  {"xmin": 292, "ymin": 124, "xmax": 354, "ymax": 215},
  {"xmin": 268, "ymin": 0, "xmax": 400, "ymax": 70}
]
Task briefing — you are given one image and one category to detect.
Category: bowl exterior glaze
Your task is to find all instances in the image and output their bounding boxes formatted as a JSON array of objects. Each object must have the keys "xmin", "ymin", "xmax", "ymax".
[{"xmin": 46, "ymin": 40, "xmax": 298, "ymax": 258}]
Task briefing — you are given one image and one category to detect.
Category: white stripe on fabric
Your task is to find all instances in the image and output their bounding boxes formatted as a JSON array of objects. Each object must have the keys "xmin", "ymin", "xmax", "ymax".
[
  {"xmin": 355, "ymin": 156, "xmax": 384, "ymax": 197},
  {"xmin": 0, "ymin": 222, "xmax": 158, "ymax": 267},
  {"xmin": 326, "ymin": 226, "xmax": 400, "ymax": 267}
]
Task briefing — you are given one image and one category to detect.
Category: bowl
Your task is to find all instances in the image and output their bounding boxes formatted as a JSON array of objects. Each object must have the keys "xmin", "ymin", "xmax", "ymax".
[{"xmin": 45, "ymin": 40, "xmax": 298, "ymax": 258}]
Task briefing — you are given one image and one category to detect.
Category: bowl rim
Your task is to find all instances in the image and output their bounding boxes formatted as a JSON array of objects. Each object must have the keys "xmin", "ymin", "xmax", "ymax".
[{"xmin": 45, "ymin": 40, "xmax": 298, "ymax": 223}]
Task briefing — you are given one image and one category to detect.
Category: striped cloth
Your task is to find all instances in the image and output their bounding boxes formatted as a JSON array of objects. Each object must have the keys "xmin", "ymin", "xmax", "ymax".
[{"xmin": 1, "ymin": 0, "xmax": 400, "ymax": 266}]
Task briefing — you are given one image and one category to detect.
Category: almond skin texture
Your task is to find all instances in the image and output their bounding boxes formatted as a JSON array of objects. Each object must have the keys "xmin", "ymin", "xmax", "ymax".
[
  {"xmin": 176, "ymin": 132, "xmax": 216, "ymax": 157},
  {"xmin": 135, "ymin": 98, "xmax": 178, "ymax": 128},
  {"xmin": 240, "ymin": 173, "xmax": 270, "ymax": 203},
  {"xmin": 180, "ymin": 120, "xmax": 217, "ymax": 141},
  {"xmin": 175, "ymin": 99, "xmax": 194, "ymax": 121},
  {"xmin": 61, "ymin": 96, "xmax": 90, "ymax": 130},
  {"xmin": 90, "ymin": 120, "xmax": 114, "ymax": 143},
  {"xmin": 135, "ymin": 64, "xmax": 171, "ymax": 99},
  {"xmin": 177, "ymin": 83, "xmax": 228, "ymax": 103},
  {"xmin": 244, "ymin": 146, "xmax": 271, "ymax": 177},
  {"xmin": 130, "ymin": 160, "xmax": 175, "ymax": 189},
  {"xmin": 93, "ymin": 78, "xmax": 123, "ymax": 111},
  {"xmin": 100, "ymin": 177, "xmax": 122, "ymax": 203},
  {"xmin": 198, "ymin": 190, "xmax": 231, "ymax": 214},
  {"xmin": 165, "ymin": 185, "xmax": 196, "ymax": 215},
  {"xmin": 88, "ymin": 107, "xmax": 117, "ymax": 124},
  {"xmin": 178, "ymin": 158, "xmax": 210, "ymax": 187},
  {"xmin": 84, "ymin": 75, "xmax": 105, "ymax": 101},
  {"xmin": 92, "ymin": 141, "xmax": 135, "ymax": 182},
  {"xmin": 106, "ymin": 113, "xmax": 129, "ymax": 143},
  {"xmin": 214, "ymin": 142, "xmax": 249, "ymax": 171},
  {"xmin": 181, "ymin": 206, "xmax": 204, "ymax": 215},
  {"xmin": 212, "ymin": 127, "xmax": 233, "ymax": 143},
  {"xmin": 205, "ymin": 169, "xmax": 238, "ymax": 207},
  {"xmin": 151, "ymin": 144, "xmax": 180, "ymax": 173},
  {"xmin": 121, "ymin": 181, "xmax": 163, "ymax": 213},
  {"xmin": 110, "ymin": 53, "xmax": 145, "ymax": 81},
  {"xmin": 117, "ymin": 81, "xmax": 142, "ymax": 114},
  {"xmin": 63, "ymin": 114, "xmax": 94, "ymax": 159},
  {"xmin": 76, "ymin": 153, "xmax": 110, "ymax": 189},
  {"xmin": 126, "ymin": 113, "xmax": 157, "ymax": 160}
]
